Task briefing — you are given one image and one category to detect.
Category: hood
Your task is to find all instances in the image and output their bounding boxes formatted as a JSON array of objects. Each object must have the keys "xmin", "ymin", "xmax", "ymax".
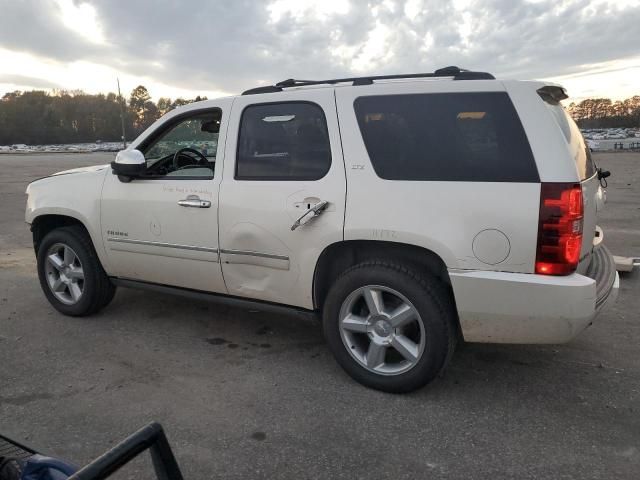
[
  {"xmin": 27, "ymin": 164, "xmax": 110, "ymax": 191},
  {"xmin": 50, "ymin": 164, "xmax": 110, "ymax": 176}
]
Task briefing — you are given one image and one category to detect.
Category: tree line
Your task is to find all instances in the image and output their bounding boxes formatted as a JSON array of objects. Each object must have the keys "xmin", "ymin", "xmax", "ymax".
[
  {"xmin": 0, "ymin": 86, "xmax": 206, "ymax": 145},
  {"xmin": 1, "ymin": 87, "xmax": 639, "ymax": 145},
  {"xmin": 567, "ymin": 95, "xmax": 640, "ymax": 129}
]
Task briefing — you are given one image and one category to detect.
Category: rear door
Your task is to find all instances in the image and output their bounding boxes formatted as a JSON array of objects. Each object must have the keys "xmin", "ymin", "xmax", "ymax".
[{"xmin": 218, "ymin": 89, "xmax": 346, "ymax": 308}]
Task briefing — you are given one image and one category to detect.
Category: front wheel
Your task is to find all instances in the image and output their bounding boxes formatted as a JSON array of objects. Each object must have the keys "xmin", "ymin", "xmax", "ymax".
[
  {"xmin": 37, "ymin": 226, "xmax": 116, "ymax": 316},
  {"xmin": 323, "ymin": 261, "xmax": 456, "ymax": 393}
]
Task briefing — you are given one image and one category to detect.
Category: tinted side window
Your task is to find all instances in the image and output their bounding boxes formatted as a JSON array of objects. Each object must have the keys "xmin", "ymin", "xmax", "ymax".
[
  {"xmin": 354, "ymin": 92, "xmax": 539, "ymax": 182},
  {"xmin": 236, "ymin": 102, "xmax": 331, "ymax": 180}
]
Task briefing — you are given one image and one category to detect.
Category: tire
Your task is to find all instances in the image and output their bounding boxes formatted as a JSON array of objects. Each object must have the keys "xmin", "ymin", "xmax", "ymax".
[
  {"xmin": 323, "ymin": 261, "xmax": 457, "ymax": 393},
  {"xmin": 36, "ymin": 225, "xmax": 116, "ymax": 316}
]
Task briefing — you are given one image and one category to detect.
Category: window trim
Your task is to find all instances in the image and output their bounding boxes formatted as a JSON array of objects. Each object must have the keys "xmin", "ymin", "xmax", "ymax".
[
  {"xmin": 352, "ymin": 92, "xmax": 540, "ymax": 183},
  {"xmin": 234, "ymin": 100, "xmax": 332, "ymax": 181},
  {"xmin": 137, "ymin": 107, "xmax": 222, "ymax": 181}
]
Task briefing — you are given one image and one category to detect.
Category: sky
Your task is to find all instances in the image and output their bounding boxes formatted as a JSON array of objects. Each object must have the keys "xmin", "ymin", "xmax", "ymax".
[{"xmin": 0, "ymin": 0, "xmax": 639, "ymax": 103}]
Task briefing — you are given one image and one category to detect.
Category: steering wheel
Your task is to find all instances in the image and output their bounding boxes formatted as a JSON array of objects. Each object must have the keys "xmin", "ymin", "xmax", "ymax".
[{"xmin": 172, "ymin": 147, "xmax": 208, "ymax": 169}]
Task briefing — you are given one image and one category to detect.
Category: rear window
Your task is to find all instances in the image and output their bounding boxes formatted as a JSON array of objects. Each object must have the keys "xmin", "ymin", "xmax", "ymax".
[
  {"xmin": 353, "ymin": 92, "xmax": 539, "ymax": 182},
  {"xmin": 541, "ymin": 98, "xmax": 596, "ymax": 180}
]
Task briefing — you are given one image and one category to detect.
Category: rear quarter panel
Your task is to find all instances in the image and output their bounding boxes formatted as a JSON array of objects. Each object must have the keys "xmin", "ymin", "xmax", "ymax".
[{"xmin": 335, "ymin": 81, "xmax": 541, "ymax": 273}]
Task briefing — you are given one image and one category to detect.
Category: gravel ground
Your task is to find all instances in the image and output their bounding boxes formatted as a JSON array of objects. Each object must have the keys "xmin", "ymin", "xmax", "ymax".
[{"xmin": 0, "ymin": 152, "xmax": 638, "ymax": 479}]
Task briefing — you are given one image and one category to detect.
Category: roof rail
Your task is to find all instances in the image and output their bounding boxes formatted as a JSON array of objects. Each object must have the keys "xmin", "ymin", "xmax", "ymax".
[{"xmin": 241, "ymin": 66, "xmax": 494, "ymax": 95}]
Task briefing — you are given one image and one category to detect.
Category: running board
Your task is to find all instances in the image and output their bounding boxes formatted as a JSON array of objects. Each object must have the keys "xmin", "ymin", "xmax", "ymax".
[{"xmin": 110, "ymin": 278, "xmax": 319, "ymax": 320}]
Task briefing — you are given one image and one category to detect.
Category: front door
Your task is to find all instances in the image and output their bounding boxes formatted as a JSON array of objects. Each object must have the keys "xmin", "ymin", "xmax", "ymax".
[
  {"xmin": 218, "ymin": 90, "xmax": 346, "ymax": 308},
  {"xmin": 101, "ymin": 102, "xmax": 231, "ymax": 293}
]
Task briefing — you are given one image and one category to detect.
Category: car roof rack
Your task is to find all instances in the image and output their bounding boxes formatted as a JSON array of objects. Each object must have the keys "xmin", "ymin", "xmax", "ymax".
[{"xmin": 242, "ymin": 66, "xmax": 495, "ymax": 95}]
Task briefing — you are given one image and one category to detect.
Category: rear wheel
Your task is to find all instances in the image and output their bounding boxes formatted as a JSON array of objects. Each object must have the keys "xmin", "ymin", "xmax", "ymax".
[
  {"xmin": 323, "ymin": 261, "xmax": 456, "ymax": 393},
  {"xmin": 37, "ymin": 226, "xmax": 116, "ymax": 316}
]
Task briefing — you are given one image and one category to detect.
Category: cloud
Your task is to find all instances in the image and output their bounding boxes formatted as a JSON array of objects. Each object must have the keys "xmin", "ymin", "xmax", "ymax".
[
  {"xmin": 0, "ymin": 0, "xmax": 103, "ymax": 60},
  {"xmin": 0, "ymin": 74, "xmax": 62, "ymax": 90},
  {"xmin": 0, "ymin": 0, "xmax": 638, "ymax": 97}
]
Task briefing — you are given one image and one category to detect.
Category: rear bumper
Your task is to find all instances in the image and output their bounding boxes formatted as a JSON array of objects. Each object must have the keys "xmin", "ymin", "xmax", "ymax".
[{"xmin": 450, "ymin": 245, "xmax": 619, "ymax": 344}]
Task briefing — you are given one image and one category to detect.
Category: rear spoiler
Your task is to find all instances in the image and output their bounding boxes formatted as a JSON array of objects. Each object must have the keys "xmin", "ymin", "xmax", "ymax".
[{"xmin": 537, "ymin": 85, "xmax": 569, "ymax": 103}]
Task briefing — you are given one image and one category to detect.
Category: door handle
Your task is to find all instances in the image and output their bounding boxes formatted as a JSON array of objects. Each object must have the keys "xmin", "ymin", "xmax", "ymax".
[
  {"xmin": 178, "ymin": 195, "xmax": 211, "ymax": 208},
  {"xmin": 291, "ymin": 201, "xmax": 329, "ymax": 231}
]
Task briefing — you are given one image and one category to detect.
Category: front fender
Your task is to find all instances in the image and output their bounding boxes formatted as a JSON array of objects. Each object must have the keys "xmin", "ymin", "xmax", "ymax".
[{"xmin": 25, "ymin": 170, "xmax": 111, "ymax": 272}]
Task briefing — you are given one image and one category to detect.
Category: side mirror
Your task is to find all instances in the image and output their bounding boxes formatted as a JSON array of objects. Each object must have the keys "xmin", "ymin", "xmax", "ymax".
[
  {"xmin": 597, "ymin": 168, "xmax": 611, "ymax": 180},
  {"xmin": 111, "ymin": 149, "xmax": 146, "ymax": 182}
]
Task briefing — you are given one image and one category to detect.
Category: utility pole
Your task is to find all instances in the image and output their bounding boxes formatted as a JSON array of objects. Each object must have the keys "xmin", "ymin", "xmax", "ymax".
[{"xmin": 117, "ymin": 78, "xmax": 127, "ymax": 149}]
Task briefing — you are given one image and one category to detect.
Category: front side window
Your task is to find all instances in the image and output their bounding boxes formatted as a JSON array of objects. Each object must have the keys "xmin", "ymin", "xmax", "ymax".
[
  {"xmin": 354, "ymin": 92, "xmax": 539, "ymax": 182},
  {"xmin": 141, "ymin": 110, "xmax": 221, "ymax": 179},
  {"xmin": 236, "ymin": 102, "xmax": 331, "ymax": 180}
]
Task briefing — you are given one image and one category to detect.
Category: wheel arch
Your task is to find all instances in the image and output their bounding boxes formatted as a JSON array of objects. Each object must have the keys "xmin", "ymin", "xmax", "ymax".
[
  {"xmin": 32, "ymin": 213, "xmax": 117, "ymax": 316},
  {"xmin": 312, "ymin": 240, "xmax": 454, "ymax": 311},
  {"xmin": 31, "ymin": 214, "xmax": 99, "ymax": 259}
]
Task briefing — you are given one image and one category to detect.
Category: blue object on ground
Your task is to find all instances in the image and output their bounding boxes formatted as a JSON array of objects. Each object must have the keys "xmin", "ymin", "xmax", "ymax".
[{"xmin": 20, "ymin": 455, "xmax": 77, "ymax": 480}]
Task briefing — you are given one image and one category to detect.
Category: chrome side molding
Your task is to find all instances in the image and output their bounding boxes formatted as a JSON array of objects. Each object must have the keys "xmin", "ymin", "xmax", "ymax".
[
  {"xmin": 219, "ymin": 249, "xmax": 289, "ymax": 261},
  {"xmin": 107, "ymin": 237, "xmax": 218, "ymax": 253}
]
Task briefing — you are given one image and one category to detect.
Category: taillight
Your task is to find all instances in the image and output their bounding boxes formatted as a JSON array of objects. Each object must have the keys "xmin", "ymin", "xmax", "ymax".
[{"xmin": 535, "ymin": 183, "xmax": 584, "ymax": 275}]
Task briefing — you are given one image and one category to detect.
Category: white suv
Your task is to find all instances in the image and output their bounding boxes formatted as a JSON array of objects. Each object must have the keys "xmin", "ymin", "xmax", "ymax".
[{"xmin": 25, "ymin": 67, "xmax": 619, "ymax": 393}]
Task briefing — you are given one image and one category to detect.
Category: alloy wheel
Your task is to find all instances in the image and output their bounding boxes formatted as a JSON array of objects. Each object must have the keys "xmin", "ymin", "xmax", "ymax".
[
  {"xmin": 44, "ymin": 243, "xmax": 85, "ymax": 305},
  {"xmin": 338, "ymin": 285, "xmax": 426, "ymax": 375}
]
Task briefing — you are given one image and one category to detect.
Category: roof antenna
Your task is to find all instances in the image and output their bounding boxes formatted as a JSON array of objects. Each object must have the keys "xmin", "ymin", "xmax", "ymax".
[{"xmin": 117, "ymin": 78, "xmax": 127, "ymax": 150}]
